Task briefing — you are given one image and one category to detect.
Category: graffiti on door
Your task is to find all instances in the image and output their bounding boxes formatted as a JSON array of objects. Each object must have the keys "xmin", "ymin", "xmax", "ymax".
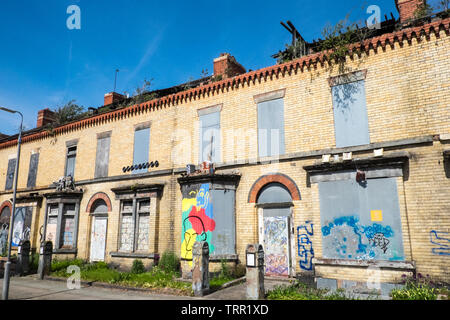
[{"xmin": 264, "ymin": 216, "xmax": 289, "ymax": 276}]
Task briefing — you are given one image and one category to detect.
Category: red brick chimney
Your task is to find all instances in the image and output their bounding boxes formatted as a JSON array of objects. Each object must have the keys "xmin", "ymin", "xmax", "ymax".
[
  {"xmin": 395, "ymin": 0, "xmax": 425, "ymax": 22},
  {"xmin": 213, "ymin": 53, "xmax": 246, "ymax": 80},
  {"xmin": 104, "ymin": 92, "xmax": 125, "ymax": 106},
  {"xmin": 36, "ymin": 108, "xmax": 56, "ymax": 128}
]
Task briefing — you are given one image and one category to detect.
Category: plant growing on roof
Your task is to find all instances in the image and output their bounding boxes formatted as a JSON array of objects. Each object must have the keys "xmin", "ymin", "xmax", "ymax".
[
  {"xmin": 52, "ymin": 100, "xmax": 87, "ymax": 126},
  {"xmin": 414, "ymin": 1, "xmax": 434, "ymax": 19},
  {"xmin": 317, "ymin": 14, "xmax": 372, "ymax": 74}
]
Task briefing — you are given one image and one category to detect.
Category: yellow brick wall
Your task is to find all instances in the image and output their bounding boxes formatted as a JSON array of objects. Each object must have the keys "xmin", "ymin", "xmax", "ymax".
[{"xmin": 0, "ymin": 29, "xmax": 448, "ymax": 282}]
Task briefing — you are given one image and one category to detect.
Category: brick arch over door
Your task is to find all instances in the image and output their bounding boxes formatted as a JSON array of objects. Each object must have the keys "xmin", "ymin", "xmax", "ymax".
[
  {"xmin": 248, "ymin": 173, "xmax": 301, "ymax": 203},
  {"xmin": 85, "ymin": 192, "xmax": 112, "ymax": 213},
  {"xmin": 0, "ymin": 200, "xmax": 12, "ymax": 215}
]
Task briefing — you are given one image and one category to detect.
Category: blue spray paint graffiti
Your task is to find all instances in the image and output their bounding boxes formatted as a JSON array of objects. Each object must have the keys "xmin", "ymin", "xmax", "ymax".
[
  {"xmin": 321, "ymin": 215, "xmax": 403, "ymax": 261},
  {"xmin": 430, "ymin": 231, "xmax": 450, "ymax": 256},
  {"xmin": 297, "ymin": 221, "xmax": 314, "ymax": 271}
]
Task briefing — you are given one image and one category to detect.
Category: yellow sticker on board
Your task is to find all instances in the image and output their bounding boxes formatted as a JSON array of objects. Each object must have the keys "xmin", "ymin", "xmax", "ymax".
[{"xmin": 371, "ymin": 210, "xmax": 383, "ymax": 222}]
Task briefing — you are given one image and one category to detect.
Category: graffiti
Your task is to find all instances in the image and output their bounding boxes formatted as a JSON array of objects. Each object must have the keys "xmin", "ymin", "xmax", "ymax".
[
  {"xmin": 265, "ymin": 253, "xmax": 289, "ymax": 275},
  {"xmin": 368, "ymin": 233, "xmax": 390, "ymax": 253},
  {"xmin": 181, "ymin": 183, "xmax": 216, "ymax": 266},
  {"xmin": 430, "ymin": 231, "xmax": 450, "ymax": 256},
  {"xmin": 264, "ymin": 216, "xmax": 289, "ymax": 276},
  {"xmin": 0, "ymin": 224, "xmax": 8, "ymax": 255},
  {"xmin": 297, "ymin": 221, "xmax": 314, "ymax": 271},
  {"xmin": 321, "ymin": 215, "xmax": 403, "ymax": 261}
]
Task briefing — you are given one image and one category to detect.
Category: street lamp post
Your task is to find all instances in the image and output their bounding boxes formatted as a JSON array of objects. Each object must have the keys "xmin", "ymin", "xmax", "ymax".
[{"xmin": 0, "ymin": 107, "xmax": 23, "ymax": 300}]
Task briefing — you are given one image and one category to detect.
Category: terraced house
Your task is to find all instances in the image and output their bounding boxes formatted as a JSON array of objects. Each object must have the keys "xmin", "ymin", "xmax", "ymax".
[{"xmin": 0, "ymin": 0, "xmax": 449, "ymax": 293}]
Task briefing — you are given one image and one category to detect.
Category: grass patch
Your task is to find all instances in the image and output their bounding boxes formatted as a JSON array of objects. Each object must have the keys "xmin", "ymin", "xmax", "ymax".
[
  {"xmin": 50, "ymin": 259, "xmax": 192, "ymax": 295},
  {"xmin": 266, "ymin": 281, "xmax": 354, "ymax": 300}
]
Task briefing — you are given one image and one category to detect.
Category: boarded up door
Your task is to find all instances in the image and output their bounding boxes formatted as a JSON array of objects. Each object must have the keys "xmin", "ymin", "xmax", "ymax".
[
  {"xmin": 90, "ymin": 217, "xmax": 107, "ymax": 262},
  {"xmin": 263, "ymin": 208, "xmax": 290, "ymax": 276}
]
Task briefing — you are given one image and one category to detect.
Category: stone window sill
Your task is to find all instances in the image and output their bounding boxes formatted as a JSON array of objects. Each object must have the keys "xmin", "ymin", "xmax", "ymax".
[
  {"xmin": 312, "ymin": 258, "xmax": 415, "ymax": 270},
  {"xmin": 110, "ymin": 252, "xmax": 159, "ymax": 259},
  {"xmin": 53, "ymin": 248, "xmax": 77, "ymax": 254}
]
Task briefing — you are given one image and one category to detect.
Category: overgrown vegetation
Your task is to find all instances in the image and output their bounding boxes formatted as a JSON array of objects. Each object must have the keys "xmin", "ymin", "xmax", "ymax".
[
  {"xmin": 131, "ymin": 259, "xmax": 146, "ymax": 274},
  {"xmin": 51, "ymin": 100, "xmax": 87, "ymax": 126},
  {"xmin": 209, "ymin": 261, "xmax": 246, "ymax": 291},
  {"xmin": 158, "ymin": 250, "xmax": 180, "ymax": 273},
  {"xmin": 266, "ymin": 281, "xmax": 354, "ymax": 300},
  {"xmin": 414, "ymin": 1, "xmax": 434, "ymax": 18},
  {"xmin": 390, "ymin": 273, "xmax": 449, "ymax": 300},
  {"xmin": 316, "ymin": 14, "xmax": 373, "ymax": 74},
  {"xmin": 50, "ymin": 258, "xmax": 192, "ymax": 295}
]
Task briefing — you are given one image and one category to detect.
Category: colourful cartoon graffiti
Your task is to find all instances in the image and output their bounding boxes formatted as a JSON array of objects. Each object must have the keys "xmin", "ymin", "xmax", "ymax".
[
  {"xmin": 181, "ymin": 184, "xmax": 216, "ymax": 266},
  {"xmin": 297, "ymin": 221, "xmax": 314, "ymax": 271},
  {"xmin": 321, "ymin": 215, "xmax": 404, "ymax": 261}
]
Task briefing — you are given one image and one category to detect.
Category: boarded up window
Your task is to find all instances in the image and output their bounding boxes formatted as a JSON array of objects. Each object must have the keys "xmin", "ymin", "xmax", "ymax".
[
  {"xmin": 95, "ymin": 135, "xmax": 111, "ymax": 178},
  {"xmin": 5, "ymin": 158, "xmax": 16, "ymax": 190},
  {"xmin": 257, "ymin": 183, "xmax": 292, "ymax": 204},
  {"xmin": 0, "ymin": 206, "xmax": 10, "ymax": 226},
  {"xmin": 120, "ymin": 201, "xmax": 134, "ymax": 251},
  {"xmin": 119, "ymin": 199, "xmax": 150, "ymax": 252},
  {"xmin": 46, "ymin": 204, "xmax": 58, "ymax": 243},
  {"xmin": 65, "ymin": 146, "xmax": 77, "ymax": 177},
  {"xmin": 12, "ymin": 206, "xmax": 32, "ymax": 247},
  {"xmin": 332, "ymin": 80, "xmax": 370, "ymax": 147},
  {"xmin": 60, "ymin": 204, "xmax": 76, "ymax": 248},
  {"xmin": 199, "ymin": 112, "xmax": 221, "ymax": 163},
  {"xmin": 136, "ymin": 200, "xmax": 150, "ymax": 251},
  {"xmin": 133, "ymin": 127, "xmax": 150, "ymax": 174},
  {"xmin": 257, "ymin": 98, "xmax": 285, "ymax": 157},
  {"xmin": 319, "ymin": 177, "xmax": 404, "ymax": 261},
  {"xmin": 27, "ymin": 153, "xmax": 39, "ymax": 188},
  {"xmin": 211, "ymin": 189, "xmax": 236, "ymax": 255}
]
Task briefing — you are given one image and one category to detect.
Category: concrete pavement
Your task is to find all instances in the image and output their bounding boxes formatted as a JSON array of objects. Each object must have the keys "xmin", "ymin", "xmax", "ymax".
[{"xmin": 0, "ymin": 275, "xmax": 294, "ymax": 300}]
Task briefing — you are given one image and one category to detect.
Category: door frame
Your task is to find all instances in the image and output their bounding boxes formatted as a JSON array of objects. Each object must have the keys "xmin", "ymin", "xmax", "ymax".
[
  {"xmin": 257, "ymin": 203, "xmax": 295, "ymax": 277},
  {"xmin": 89, "ymin": 214, "xmax": 108, "ymax": 262}
]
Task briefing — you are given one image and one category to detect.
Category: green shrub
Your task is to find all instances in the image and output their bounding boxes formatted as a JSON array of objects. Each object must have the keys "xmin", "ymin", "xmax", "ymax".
[
  {"xmin": 267, "ymin": 281, "xmax": 353, "ymax": 300},
  {"xmin": 131, "ymin": 259, "xmax": 146, "ymax": 274},
  {"xmin": 29, "ymin": 253, "xmax": 40, "ymax": 273},
  {"xmin": 391, "ymin": 282, "xmax": 437, "ymax": 300},
  {"xmin": 391, "ymin": 273, "xmax": 438, "ymax": 300},
  {"xmin": 158, "ymin": 251, "xmax": 180, "ymax": 273},
  {"xmin": 51, "ymin": 258, "xmax": 85, "ymax": 272}
]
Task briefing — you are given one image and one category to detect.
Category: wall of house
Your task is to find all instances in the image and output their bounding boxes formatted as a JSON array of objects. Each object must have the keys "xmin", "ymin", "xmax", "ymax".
[{"xmin": 0, "ymin": 27, "xmax": 448, "ymax": 284}]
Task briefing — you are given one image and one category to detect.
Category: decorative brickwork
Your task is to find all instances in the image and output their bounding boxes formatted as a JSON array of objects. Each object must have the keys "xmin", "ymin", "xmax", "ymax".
[
  {"xmin": 85, "ymin": 192, "xmax": 112, "ymax": 213},
  {"xmin": 248, "ymin": 173, "xmax": 301, "ymax": 203}
]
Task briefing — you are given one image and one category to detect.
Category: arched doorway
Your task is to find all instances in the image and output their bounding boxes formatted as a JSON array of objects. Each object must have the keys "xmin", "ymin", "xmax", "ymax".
[
  {"xmin": 256, "ymin": 182, "xmax": 294, "ymax": 277},
  {"xmin": 89, "ymin": 198, "xmax": 109, "ymax": 262}
]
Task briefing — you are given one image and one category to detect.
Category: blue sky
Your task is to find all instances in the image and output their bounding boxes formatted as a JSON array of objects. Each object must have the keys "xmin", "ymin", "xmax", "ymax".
[{"xmin": 0, "ymin": 0, "xmax": 442, "ymax": 135}]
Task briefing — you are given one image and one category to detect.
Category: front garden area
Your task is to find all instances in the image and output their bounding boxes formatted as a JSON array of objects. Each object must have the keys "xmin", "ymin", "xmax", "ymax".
[{"xmin": 47, "ymin": 251, "xmax": 244, "ymax": 296}]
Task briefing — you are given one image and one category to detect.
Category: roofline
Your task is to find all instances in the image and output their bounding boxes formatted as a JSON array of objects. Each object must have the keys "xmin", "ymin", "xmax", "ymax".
[{"xmin": 0, "ymin": 16, "xmax": 449, "ymax": 150}]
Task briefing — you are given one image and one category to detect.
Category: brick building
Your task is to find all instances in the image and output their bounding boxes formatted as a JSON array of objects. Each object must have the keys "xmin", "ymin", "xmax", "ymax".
[{"xmin": 0, "ymin": 0, "xmax": 449, "ymax": 293}]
